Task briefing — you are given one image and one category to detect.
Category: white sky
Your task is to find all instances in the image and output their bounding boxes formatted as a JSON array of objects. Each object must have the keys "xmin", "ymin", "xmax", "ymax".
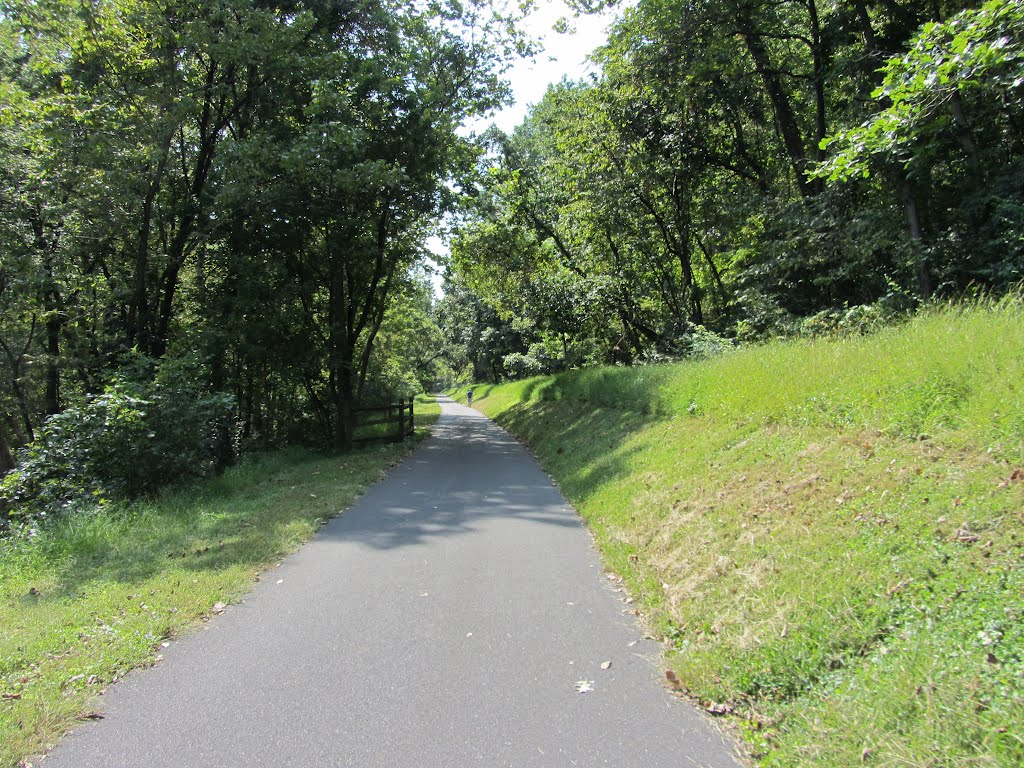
[
  {"xmin": 425, "ymin": 1, "xmax": 620, "ymax": 288},
  {"xmin": 469, "ymin": 1, "xmax": 617, "ymax": 134}
]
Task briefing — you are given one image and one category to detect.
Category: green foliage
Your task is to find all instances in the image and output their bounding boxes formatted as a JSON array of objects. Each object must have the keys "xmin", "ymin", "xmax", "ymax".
[
  {"xmin": 819, "ymin": 0, "xmax": 1024, "ymax": 181},
  {"xmin": 957, "ymin": 160, "xmax": 1024, "ymax": 285},
  {"xmin": 502, "ymin": 351, "xmax": 545, "ymax": 378},
  {"xmin": 447, "ymin": 0, "xmax": 1024, "ymax": 363},
  {"xmin": 0, "ymin": 0, "xmax": 518, "ymax": 467},
  {"xmin": 1, "ymin": 361, "xmax": 233, "ymax": 521}
]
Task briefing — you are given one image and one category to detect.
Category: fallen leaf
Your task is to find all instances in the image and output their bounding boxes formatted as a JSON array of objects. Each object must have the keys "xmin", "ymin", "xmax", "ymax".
[
  {"xmin": 575, "ymin": 680, "xmax": 594, "ymax": 693},
  {"xmin": 1010, "ymin": 468, "xmax": 1023, "ymax": 482},
  {"xmin": 954, "ymin": 526, "xmax": 980, "ymax": 543},
  {"xmin": 705, "ymin": 701, "xmax": 733, "ymax": 716},
  {"xmin": 600, "ymin": 661, "xmax": 612, "ymax": 670},
  {"xmin": 2, "ymin": 693, "xmax": 22, "ymax": 700},
  {"xmin": 78, "ymin": 712, "xmax": 105, "ymax": 721},
  {"xmin": 887, "ymin": 578, "xmax": 913, "ymax": 596},
  {"xmin": 212, "ymin": 602, "xmax": 226, "ymax": 614},
  {"xmin": 665, "ymin": 669, "xmax": 681, "ymax": 687}
]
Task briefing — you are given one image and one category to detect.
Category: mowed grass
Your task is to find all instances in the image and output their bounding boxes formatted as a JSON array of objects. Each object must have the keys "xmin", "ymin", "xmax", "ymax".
[
  {"xmin": 0, "ymin": 396, "xmax": 440, "ymax": 767},
  {"xmin": 459, "ymin": 301, "xmax": 1024, "ymax": 767}
]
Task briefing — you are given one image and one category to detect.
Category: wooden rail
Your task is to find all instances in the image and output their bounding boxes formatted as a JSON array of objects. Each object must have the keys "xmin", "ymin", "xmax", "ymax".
[{"xmin": 351, "ymin": 399, "xmax": 415, "ymax": 443}]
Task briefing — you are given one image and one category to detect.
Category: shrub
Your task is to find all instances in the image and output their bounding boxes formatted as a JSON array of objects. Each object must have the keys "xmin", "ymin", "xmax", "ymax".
[
  {"xmin": 502, "ymin": 351, "xmax": 544, "ymax": 379},
  {"xmin": 1, "ymin": 364, "xmax": 234, "ymax": 525}
]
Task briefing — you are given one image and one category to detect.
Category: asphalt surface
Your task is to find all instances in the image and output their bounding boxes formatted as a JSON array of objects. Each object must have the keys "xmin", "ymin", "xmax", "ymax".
[{"xmin": 44, "ymin": 396, "xmax": 740, "ymax": 767}]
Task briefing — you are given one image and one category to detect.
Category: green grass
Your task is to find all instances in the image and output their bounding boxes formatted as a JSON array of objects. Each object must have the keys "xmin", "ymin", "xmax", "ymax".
[
  {"xmin": 0, "ymin": 396, "xmax": 440, "ymax": 767},
  {"xmin": 460, "ymin": 301, "xmax": 1024, "ymax": 767}
]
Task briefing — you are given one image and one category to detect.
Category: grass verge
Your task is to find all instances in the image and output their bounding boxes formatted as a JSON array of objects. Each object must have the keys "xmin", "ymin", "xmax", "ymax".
[
  {"xmin": 0, "ymin": 396, "xmax": 440, "ymax": 767},
  {"xmin": 456, "ymin": 302, "xmax": 1024, "ymax": 767}
]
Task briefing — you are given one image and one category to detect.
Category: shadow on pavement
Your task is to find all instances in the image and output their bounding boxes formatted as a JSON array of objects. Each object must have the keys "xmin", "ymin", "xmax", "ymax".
[{"xmin": 320, "ymin": 407, "xmax": 582, "ymax": 551}]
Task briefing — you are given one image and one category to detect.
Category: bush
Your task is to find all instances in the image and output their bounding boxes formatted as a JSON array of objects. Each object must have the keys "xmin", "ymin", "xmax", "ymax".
[
  {"xmin": 1, "ymin": 363, "xmax": 234, "ymax": 524},
  {"xmin": 502, "ymin": 351, "xmax": 544, "ymax": 379}
]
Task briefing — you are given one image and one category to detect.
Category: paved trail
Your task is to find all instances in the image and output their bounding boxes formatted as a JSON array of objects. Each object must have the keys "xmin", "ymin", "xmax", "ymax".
[{"xmin": 46, "ymin": 397, "xmax": 739, "ymax": 767}]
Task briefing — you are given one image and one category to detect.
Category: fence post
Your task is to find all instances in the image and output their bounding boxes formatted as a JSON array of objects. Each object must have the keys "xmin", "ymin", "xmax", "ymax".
[{"xmin": 398, "ymin": 398, "xmax": 406, "ymax": 441}]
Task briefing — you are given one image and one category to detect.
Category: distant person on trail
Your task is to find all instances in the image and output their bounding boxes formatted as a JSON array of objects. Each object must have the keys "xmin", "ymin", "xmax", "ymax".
[{"xmin": 467, "ymin": 388, "xmax": 474, "ymax": 406}]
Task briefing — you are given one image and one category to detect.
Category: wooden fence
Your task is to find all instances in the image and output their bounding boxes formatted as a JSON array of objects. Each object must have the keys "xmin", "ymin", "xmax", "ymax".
[{"xmin": 351, "ymin": 399, "xmax": 415, "ymax": 443}]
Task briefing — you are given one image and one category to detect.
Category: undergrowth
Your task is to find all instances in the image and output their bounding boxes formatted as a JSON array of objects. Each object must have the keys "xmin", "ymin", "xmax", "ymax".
[
  {"xmin": 0, "ymin": 397, "xmax": 440, "ymax": 767},
  {"xmin": 462, "ymin": 301, "xmax": 1024, "ymax": 767}
]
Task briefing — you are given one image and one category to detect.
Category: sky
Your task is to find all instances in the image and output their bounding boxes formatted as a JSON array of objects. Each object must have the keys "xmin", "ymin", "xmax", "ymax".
[
  {"xmin": 425, "ymin": 1, "xmax": 621, "ymax": 291},
  {"xmin": 471, "ymin": 1, "xmax": 619, "ymax": 134}
]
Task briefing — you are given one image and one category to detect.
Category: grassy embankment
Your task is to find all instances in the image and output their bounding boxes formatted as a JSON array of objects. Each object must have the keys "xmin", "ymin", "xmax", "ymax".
[
  {"xmin": 458, "ymin": 303, "xmax": 1024, "ymax": 767},
  {"xmin": 0, "ymin": 396, "xmax": 441, "ymax": 768}
]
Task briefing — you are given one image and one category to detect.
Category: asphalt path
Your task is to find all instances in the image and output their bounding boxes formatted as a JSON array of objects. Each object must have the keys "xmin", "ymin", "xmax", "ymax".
[{"xmin": 45, "ymin": 396, "xmax": 740, "ymax": 767}]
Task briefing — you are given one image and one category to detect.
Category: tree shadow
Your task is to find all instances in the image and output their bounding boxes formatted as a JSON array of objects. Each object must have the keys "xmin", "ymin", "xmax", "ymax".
[
  {"xmin": 488, "ymin": 396, "xmax": 661, "ymax": 507},
  {"xmin": 317, "ymin": 411, "xmax": 584, "ymax": 550}
]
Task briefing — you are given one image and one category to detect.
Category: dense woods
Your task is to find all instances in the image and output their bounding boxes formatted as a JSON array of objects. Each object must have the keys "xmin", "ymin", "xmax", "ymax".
[
  {"xmin": 446, "ymin": 0, "xmax": 1024, "ymax": 379},
  {"xmin": 0, "ymin": 0, "xmax": 517, "ymax": 515},
  {"xmin": 2, "ymin": 0, "xmax": 1023, "ymax": 517}
]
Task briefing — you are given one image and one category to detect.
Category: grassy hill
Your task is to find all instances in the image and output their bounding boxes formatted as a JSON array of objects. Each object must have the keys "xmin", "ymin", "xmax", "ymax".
[{"xmin": 460, "ymin": 300, "xmax": 1024, "ymax": 767}]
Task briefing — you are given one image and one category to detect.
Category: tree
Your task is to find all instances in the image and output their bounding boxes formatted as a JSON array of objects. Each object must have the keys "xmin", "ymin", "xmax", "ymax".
[
  {"xmin": 1, "ymin": 0, "xmax": 518, "ymax": 450},
  {"xmin": 818, "ymin": 0, "xmax": 1024, "ymax": 293}
]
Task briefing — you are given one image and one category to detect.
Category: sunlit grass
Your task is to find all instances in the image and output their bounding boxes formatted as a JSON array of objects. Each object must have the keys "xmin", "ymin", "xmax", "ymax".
[
  {"xmin": 0, "ymin": 396, "xmax": 440, "ymax": 767},
  {"xmin": 469, "ymin": 301, "xmax": 1024, "ymax": 767}
]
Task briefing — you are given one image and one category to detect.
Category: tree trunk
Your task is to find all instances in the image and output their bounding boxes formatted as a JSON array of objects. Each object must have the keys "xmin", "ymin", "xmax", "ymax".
[
  {"xmin": 854, "ymin": 0, "xmax": 879, "ymax": 54},
  {"xmin": 899, "ymin": 172, "xmax": 931, "ymax": 298},
  {"xmin": 737, "ymin": 19, "xmax": 814, "ymax": 199},
  {"xmin": 43, "ymin": 258, "xmax": 61, "ymax": 415},
  {"xmin": 328, "ymin": 247, "xmax": 354, "ymax": 450},
  {"xmin": 44, "ymin": 309, "xmax": 60, "ymax": 415},
  {"xmin": 807, "ymin": 0, "xmax": 828, "ymax": 194},
  {"xmin": 0, "ymin": 424, "xmax": 14, "ymax": 474},
  {"xmin": 948, "ymin": 88, "xmax": 983, "ymax": 191},
  {"xmin": 128, "ymin": 137, "xmax": 171, "ymax": 354},
  {"xmin": 858, "ymin": 3, "xmax": 931, "ymax": 299}
]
